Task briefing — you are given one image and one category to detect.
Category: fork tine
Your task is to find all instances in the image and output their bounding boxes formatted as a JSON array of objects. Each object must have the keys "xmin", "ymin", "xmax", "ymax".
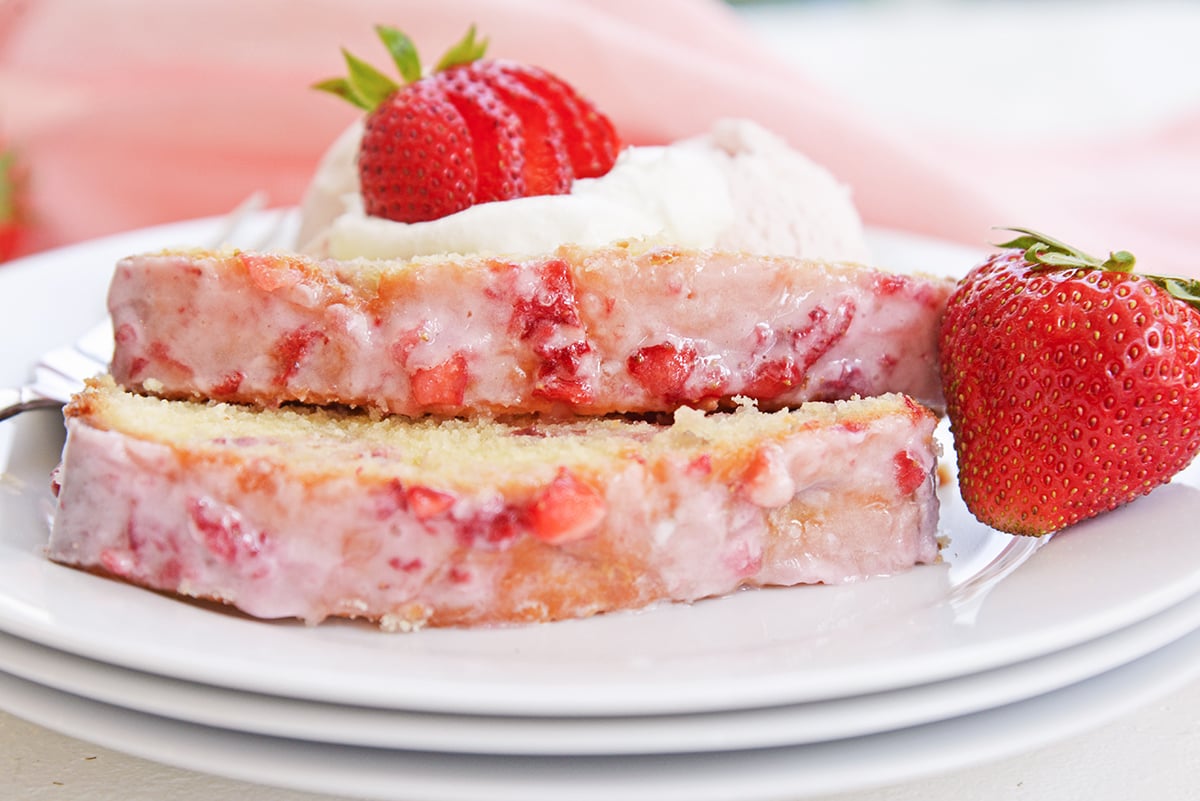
[
  {"xmin": 74, "ymin": 324, "xmax": 115, "ymax": 365},
  {"xmin": 37, "ymin": 345, "xmax": 107, "ymax": 384},
  {"xmin": 30, "ymin": 366, "xmax": 88, "ymax": 408},
  {"xmin": 2, "ymin": 197, "xmax": 297, "ymax": 418},
  {"xmin": 0, "ymin": 388, "xmax": 63, "ymax": 423},
  {"xmin": 208, "ymin": 191, "xmax": 269, "ymax": 247},
  {"xmin": 250, "ymin": 207, "xmax": 293, "ymax": 252}
]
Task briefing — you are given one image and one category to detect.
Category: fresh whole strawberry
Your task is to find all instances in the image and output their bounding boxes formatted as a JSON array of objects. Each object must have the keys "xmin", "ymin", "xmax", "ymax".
[
  {"xmin": 316, "ymin": 25, "xmax": 620, "ymax": 223},
  {"xmin": 940, "ymin": 228, "xmax": 1200, "ymax": 536}
]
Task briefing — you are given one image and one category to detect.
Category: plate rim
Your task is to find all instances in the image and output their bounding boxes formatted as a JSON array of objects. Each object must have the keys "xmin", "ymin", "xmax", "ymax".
[
  {"xmin": 2, "ymin": 618, "xmax": 1200, "ymax": 801},
  {"xmin": 2, "ymin": 581, "xmax": 1200, "ymax": 755}
]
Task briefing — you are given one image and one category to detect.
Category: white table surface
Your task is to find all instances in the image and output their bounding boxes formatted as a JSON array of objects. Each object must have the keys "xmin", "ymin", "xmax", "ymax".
[{"xmin": 4, "ymin": 1, "xmax": 1200, "ymax": 799}]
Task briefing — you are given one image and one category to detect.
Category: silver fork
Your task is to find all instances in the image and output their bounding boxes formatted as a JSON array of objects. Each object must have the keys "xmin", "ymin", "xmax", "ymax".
[{"xmin": 0, "ymin": 195, "xmax": 296, "ymax": 422}]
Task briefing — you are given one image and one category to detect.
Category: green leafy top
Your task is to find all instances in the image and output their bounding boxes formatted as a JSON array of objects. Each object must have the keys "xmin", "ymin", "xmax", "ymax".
[
  {"xmin": 0, "ymin": 147, "xmax": 23, "ymax": 224},
  {"xmin": 996, "ymin": 227, "xmax": 1200, "ymax": 311},
  {"xmin": 314, "ymin": 24, "xmax": 489, "ymax": 111}
]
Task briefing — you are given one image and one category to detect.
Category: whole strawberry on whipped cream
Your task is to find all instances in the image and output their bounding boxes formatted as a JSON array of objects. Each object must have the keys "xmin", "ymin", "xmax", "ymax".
[{"xmin": 298, "ymin": 26, "xmax": 870, "ymax": 263}]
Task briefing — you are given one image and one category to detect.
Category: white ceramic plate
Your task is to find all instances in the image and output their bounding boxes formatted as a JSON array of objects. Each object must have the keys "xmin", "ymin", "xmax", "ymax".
[
  {"xmin": 2, "ymin": 582, "xmax": 1200, "ymax": 756},
  {"xmin": 2, "ymin": 218, "xmax": 1200, "ymax": 717},
  {"xmin": 4, "ymin": 616, "xmax": 1200, "ymax": 801}
]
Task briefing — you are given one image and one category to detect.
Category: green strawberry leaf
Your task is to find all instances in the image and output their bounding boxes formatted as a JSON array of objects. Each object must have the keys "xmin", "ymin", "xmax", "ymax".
[
  {"xmin": 1162, "ymin": 278, "xmax": 1200, "ymax": 306},
  {"xmin": 1104, "ymin": 250, "xmax": 1137, "ymax": 271},
  {"xmin": 993, "ymin": 227, "xmax": 1120, "ymax": 270},
  {"xmin": 342, "ymin": 47, "xmax": 399, "ymax": 109},
  {"xmin": 376, "ymin": 25, "xmax": 422, "ymax": 83},
  {"xmin": 435, "ymin": 24, "xmax": 488, "ymax": 71},
  {"xmin": 995, "ymin": 227, "xmax": 1200, "ymax": 313},
  {"xmin": 314, "ymin": 25, "xmax": 489, "ymax": 111},
  {"xmin": 994, "ymin": 230, "xmax": 1074, "ymax": 255},
  {"xmin": 0, "ymin": 149, "xmax": 14, "ymax": 222},
  {"xmin": 311, "ymin": 77, "xmax": 372, "ymax": 111},
  {"xmin": 1021, "ymin": 243, "xmax": 1096, "ymax": 270}
]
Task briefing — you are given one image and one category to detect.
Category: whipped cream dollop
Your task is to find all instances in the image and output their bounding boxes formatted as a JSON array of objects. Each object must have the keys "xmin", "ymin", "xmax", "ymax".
[{"xmin": 296, "ymin": 118, "xmax": 870, "ymax": 263}]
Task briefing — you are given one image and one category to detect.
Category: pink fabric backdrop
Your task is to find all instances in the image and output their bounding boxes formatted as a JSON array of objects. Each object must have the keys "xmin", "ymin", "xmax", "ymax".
[{"xmin": 2, "ymin": 0, "xmax": 1196, "ymax": 275}]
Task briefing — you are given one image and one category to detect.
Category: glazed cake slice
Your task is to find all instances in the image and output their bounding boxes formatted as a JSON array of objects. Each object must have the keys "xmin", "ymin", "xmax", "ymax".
[
  {"xmin": 108, "ymin": 244, "xmax": 954, "ymax": 417},
  {"xmin": 48, "ymin": 377, "xmax": 941, "ymax": 630}
]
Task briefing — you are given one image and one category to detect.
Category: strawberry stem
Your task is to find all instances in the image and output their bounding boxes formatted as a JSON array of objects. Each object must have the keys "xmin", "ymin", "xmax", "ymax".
[
  {"xmin": 994, "ymin": 226, "xmax": 1200, "ymax": 313},
  {"xmin": 342, "ymin": 48, "xmax": 399, "ymax": 108}
]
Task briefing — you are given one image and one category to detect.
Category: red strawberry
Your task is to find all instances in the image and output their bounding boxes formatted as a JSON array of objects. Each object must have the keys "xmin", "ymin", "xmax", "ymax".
[
  {"xmin": 433, "ymin": 67, "xmax": 524, "ymax": 204},
  {"xmin": 628, "ymin": 342, "xmax": 697, "ymax": 401},
  {"xmin": 940, "ymin": 228, "xmax": 1200, "ymax": 536},
  {"xmin": 0, "ymin": 143, "xmax": 28, "ymax": 262},
  {"xmin": 409, "ymin": 352, "xmax": 470, "ymax": 407},
  {"xmin": 315, "ymin": 25, "xmax": 620, "ymax": 223},
  {"xmin": 359, "ymin": 81, "xmax": 477, "ymax": 222},
  {"xmin": 405, "ymin": 485, "xmax": 456, "ymax": 519},
  {"xmin": 467, "ymin": 61, "xmax": 572, "ymax": 196},
  {"xmin": 497, "ymin": 62, "xmax": 619, "ymax": 180},
  {"xmin": 527, "ymin": 468, "xmax": 606, "ymax": 544}
]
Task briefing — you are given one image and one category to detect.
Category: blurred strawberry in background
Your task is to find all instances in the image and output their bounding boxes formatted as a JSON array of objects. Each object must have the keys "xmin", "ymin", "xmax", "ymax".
[{"xmin": 0, "ymin": 136, "xmax": 27, "ymax": 262}]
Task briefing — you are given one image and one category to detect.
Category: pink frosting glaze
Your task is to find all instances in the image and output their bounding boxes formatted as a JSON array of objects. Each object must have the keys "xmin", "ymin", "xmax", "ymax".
[
  {"xmin": 47, "ymin": 392, "xmax": 940, "ymax": 630},
  {"xmin": 107, "ymin": 246, "xmax": 953, "ymax": 417}
]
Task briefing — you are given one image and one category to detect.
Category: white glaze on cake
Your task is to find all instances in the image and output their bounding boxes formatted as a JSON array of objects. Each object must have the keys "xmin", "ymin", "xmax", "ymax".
[
  {"xmin": 47, "ymin": 380, "xmax": 941, "ymax": 629},
  {"xmin": 108, "ymin": 245, "xmax": 953, "ymax": 417}
]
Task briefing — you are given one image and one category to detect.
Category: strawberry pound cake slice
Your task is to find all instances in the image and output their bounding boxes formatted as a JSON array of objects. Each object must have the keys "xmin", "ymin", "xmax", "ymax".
[
  {"xmin": 108, "ymin": 243, "xmax": 954, "ymax": 417},
  {"xmin": 48, "ymin": 377, "xmax": 941, "ymax": 630}
]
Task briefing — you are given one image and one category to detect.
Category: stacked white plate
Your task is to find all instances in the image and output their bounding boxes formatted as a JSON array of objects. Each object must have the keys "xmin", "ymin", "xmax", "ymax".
[{"xmin": 3, "ymin": 219, "xmax": 1200, "ymax": 801}]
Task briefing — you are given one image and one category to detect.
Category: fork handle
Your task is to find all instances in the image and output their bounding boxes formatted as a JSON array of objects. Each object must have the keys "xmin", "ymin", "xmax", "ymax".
[{"xmin": 0, "ymin": 387, "xmax": 64, "ymax": 423}]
